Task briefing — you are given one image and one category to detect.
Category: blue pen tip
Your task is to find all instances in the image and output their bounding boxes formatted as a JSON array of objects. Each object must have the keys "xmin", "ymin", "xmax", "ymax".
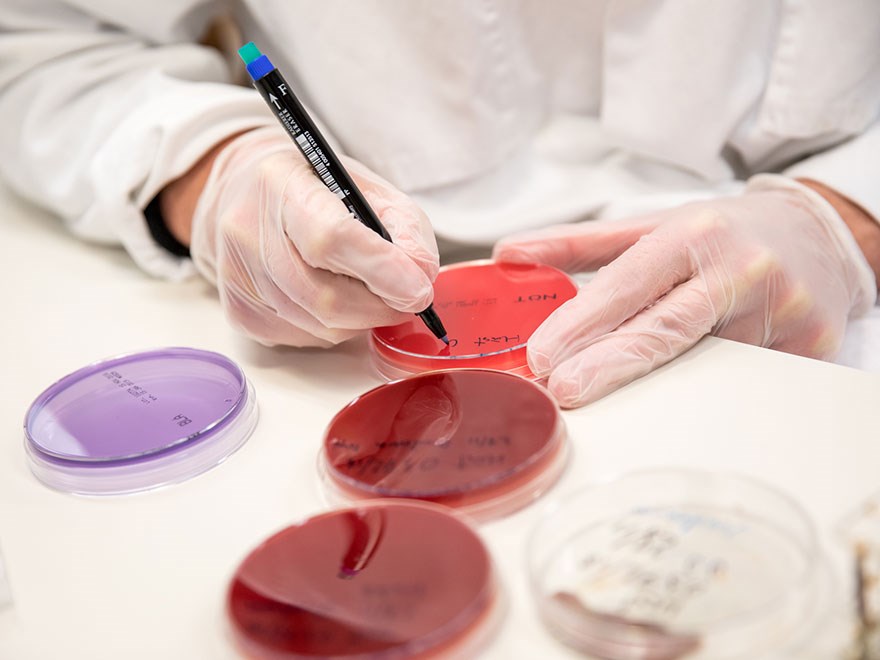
[{"xmin": 440, "ymin": 335, "xmax": 450, "ymax": 345}]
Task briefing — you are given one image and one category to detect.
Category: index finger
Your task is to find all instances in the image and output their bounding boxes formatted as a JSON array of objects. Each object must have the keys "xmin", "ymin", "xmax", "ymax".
[
  {"xmin": 527, "ymin": 230, "xmax": 696, "ymax": 377},
  {"xmin": 281, "ymin": 162, "xmax": 435, "ymax": 313}
]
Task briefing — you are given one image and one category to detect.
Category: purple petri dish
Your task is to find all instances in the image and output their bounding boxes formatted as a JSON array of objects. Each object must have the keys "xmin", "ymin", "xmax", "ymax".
[{"xmin": 24, "ymin": 347, "xmax": 258, "ymax": 495}]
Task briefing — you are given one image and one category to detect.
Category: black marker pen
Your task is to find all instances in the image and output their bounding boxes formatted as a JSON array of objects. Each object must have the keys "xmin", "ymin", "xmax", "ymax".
[{"xmin": 238, "ymin": 42, "xmax": 449, "ymax": 344}]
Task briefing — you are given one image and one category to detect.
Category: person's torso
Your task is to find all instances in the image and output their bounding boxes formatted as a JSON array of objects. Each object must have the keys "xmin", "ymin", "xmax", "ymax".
[{"xmin": 235, "ymin": 0, "xmax": 880, "ymax": 241}]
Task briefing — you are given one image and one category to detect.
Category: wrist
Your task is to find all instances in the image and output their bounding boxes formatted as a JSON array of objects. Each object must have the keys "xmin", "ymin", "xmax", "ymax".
[
  {"xmin": 797, "ymin": 178, "xmax": 880, "ymax": 293},
  {"xmin": 745, "ymin": 173, "xmax": 877, "ymax": 315},
  {"xmin": 159, "ymin": 133, "xmax": 245, "ymax": 247}
]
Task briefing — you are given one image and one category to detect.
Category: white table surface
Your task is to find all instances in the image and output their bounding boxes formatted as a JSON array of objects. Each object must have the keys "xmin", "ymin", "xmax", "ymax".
[{"xmin": 1, "ymin": 183, "xmax": 879, "ymax": 660}]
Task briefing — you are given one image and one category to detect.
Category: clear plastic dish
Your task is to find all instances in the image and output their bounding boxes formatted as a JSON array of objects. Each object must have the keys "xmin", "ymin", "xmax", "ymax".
[
  {"xmin": 528, "ymin": 469, "xmax": 832, "ymax": 659},
  {"xmin": 23, "ymin": 347, "xmax": 257, "ymax": 495},
  {"xmin": 0, "ymin": 547, "xmax": 11, "ymax": 609},
  {"xmin": 227, "ymin": 500, "xmax": 502, "ymax": 659},
  {"xmin": 320, "ymin": 369, "xmax": 568, "ymax": 521},
  {"xmin": 370, "ymin": 260, "xmax": 577, "ymax": 380}
]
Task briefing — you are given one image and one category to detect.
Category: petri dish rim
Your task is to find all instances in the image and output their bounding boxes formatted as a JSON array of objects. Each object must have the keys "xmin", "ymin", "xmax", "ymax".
[
  {"xmin": 23, "ymin": 346, "xmax": 250, "ymax": 465},
  {"xmin": 526, "ymin": 467, "xmax": 822, "ymax": 642},
  {"xmin": 321, "ymin": 368, "xmax": 567, "ymax": 501},
  {"xmin": 371, "ymin": 260, "xmax": 578, "ymax": 361}
]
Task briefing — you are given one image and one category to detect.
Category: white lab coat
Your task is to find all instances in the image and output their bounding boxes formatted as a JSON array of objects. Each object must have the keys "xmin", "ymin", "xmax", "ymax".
[{"xmin": 1, "ymin": 0, "xmax": 879, "ymax": 358}]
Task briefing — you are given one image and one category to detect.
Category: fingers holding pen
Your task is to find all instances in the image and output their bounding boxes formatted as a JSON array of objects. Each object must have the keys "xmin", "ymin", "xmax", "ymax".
[
  {"xmin": 219, "ymin": 224, "xmax": 410, "ymax": 346},
  {"xmin": 279, "ymin": 158, "xmax": 437, "ymax": 314},
  {"xmin": 189, "ymin": 127, "xmax": 439, "ymax": 348},
  {"xmin": 343, "ymin": 155, "xmax": 441, "ymax": 282}
]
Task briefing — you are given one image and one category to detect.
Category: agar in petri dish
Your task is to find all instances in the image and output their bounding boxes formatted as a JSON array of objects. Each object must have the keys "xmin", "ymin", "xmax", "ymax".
[
  {"xmin": 527, "ymin": 469, "xmax": 833, "ymax": 659},
  {"xmin": 321, "ymin": 369, "xmax": 567, "ymax": 520},
  {"xmin": 23, "ymin": 347, "xmax": 257, "ymax": 495},
  {"xmin": 227, "ymin": 501, "xmax": 501, "ymax": 660},
  {"xmin": 370, "ymin": 260, "xmax": 577, "ymax": 379}
]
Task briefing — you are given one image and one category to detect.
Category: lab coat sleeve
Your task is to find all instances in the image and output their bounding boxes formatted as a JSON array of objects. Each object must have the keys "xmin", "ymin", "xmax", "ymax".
[
  {"xmin": 0, "ymin": 0, "xmax": 274, "ymax": 279},
  {"xmin": 784, "ymin": 119, "xmax": 880, "ymax": 226}
]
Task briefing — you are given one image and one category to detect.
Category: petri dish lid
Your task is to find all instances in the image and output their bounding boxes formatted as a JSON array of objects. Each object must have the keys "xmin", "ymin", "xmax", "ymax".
[
  {"xmin": 320, "ymin": 369, "xmax": 568, "ymax": 521},
  {"xmin": 23, "ymin": 347, "xmax": 257, "ymax": 495},
  {"xmin": 527, "ymin": 469, "xmax": 832, "ymax": 659},
  {"xmin": 227, "ymin": 500, "xmax": 502, "ymax": 660},
  {"xmin": 0, "ymin": 547, "xmax": 11, "ymax": 609},
  {"xmin": 370, "ymin": 260, "xmax": 577, "ymax": 380}
]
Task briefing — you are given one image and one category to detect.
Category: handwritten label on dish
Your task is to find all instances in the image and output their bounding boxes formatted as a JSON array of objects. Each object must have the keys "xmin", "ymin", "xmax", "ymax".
[{"xmin": 552, "ymin": 506, "xmax": 807, "ymax": 627}]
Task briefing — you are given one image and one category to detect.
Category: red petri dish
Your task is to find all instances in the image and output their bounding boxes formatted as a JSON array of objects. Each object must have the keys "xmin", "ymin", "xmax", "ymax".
[
  {"xmin": 320, "ymin": 370, "xmax": 567, "ymax": 520},
  {"xmin": 227, "ymin": 501, "xmax": 501, "ymax": 660},
  {"xmin": 370, "ymin": 261, "xmax": 578, "ymax": 379}
]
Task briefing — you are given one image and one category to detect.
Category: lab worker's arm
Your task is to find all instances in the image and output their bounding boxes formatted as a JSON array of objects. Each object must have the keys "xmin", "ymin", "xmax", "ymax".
[
  {"xmin": 0, "ymin": 0, "xmax": 271, "ymax": 279},
  {"xmin": 797, "ymin": 178, "xmax": 880, "ymax": 292},
  {"xmin": 0, "ymin": 1, "xmax": 441, "ymax": 347},
  {"xmin": 785, "ymin": 120, "xmax": 880, "ymax": 287},
  {"xmin": 493, "ymin": 135, "xmax": 880, "ymax": 408}
]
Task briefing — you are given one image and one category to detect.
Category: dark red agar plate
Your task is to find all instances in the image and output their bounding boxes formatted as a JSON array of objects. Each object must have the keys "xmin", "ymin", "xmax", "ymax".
[
  {"xmin": 321, "ymin": 370, "xmax": 567, "ymax": 520},
  {"xmin": 228, "ymin": 501, "xmax": 500, "ymax": 659}
]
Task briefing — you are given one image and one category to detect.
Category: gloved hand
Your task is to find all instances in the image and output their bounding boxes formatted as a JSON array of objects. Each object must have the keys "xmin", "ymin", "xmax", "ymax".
[
  {"xmin": 493, "ymin": 176, "xmax": 877, "ymax": 407},
  {"xmin": 190, "ymin": 126, "xmax": 440, "ymax": 347}
]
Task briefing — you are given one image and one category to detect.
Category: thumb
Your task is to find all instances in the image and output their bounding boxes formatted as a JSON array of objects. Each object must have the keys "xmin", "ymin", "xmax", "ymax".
[{"xmin": 492, "ymin": 215, "xmax": 664, "ymax": 273}]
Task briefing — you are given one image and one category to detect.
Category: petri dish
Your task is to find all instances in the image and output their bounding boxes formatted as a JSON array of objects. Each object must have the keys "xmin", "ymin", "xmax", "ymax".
[
  {"xmin": 528, "ymin": 469, "xmax": 832, "ymax": 660},
  {"xmin": 24, "ymin": 347, "xmax": 257, "ymax": 495},
  {"xmin": 0, "ymin": 546, "xmax": 10, "ymax": 609},
  {"xmin": 840, "ymin": 491, "xmax": 880, "ymax": 658},
  {"xmin": 371, "ymin": 260, "xmax": 578, "ymax": 379},
  {"xmin": 227, "ymin": 500, "xmax": 502, "ymax": 660},
  {"xmin": 320, "ymin": 369, "xmax": 567, "ymax": 520}
]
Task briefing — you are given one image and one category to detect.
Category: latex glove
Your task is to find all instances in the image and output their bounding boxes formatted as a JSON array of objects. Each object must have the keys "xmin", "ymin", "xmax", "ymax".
[
  {"xmin": 493, "ymin": 176, "xmax": 877, "ymax": 407},
  {"xmin": 190, "ymin": 126, "xmax": 439, "ymax": 347}
]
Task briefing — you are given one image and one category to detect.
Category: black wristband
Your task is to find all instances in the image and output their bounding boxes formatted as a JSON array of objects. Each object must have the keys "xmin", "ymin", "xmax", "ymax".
[{"xmin": 144, "ymin": 193, "xmax": 191, "ymax": 258}]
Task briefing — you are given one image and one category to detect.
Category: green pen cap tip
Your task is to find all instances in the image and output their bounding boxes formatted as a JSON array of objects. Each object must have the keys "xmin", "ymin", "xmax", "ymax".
[{"xmin": 237, "ymin": 42, "xmax": 262, "ymax": 65}]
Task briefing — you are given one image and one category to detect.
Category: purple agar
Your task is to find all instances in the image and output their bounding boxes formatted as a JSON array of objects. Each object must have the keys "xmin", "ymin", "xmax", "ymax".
[{"xmin": 24, "ymin": 347, "xmax": 258, "ymax": 495}]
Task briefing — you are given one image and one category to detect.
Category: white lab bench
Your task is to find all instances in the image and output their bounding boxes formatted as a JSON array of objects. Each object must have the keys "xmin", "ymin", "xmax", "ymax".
[{"xmin": 1, "ymin": 183, "xmax": 878, "ymax": 660}]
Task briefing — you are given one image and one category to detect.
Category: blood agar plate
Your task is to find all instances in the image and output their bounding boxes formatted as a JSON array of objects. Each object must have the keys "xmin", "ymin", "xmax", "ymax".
[
  {"xmin": 24, "ymin": 347, "xmax": 257, "ymax": 495},
  {"xmin": 528, "ymin": 469, "xmax": 832, "ymax": 659},
  {"xmin": 371, "ymin": 260, "xmax": 577, "ymax": 379},
  {"xmin": 227, "ymin": 501, "xmax": 501, "ymax": 660},
  {"xmin": 321, "ymin": 369, "xmax": 567, "ymax": 520}
]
